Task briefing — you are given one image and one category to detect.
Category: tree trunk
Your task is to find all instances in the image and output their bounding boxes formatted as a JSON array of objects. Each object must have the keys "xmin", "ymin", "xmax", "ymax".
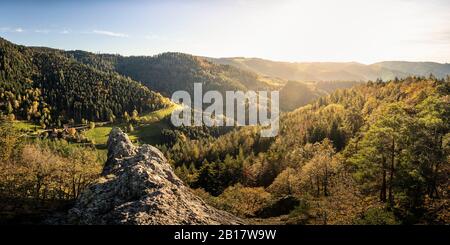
[
  {"xmin": 388, "ymin": 138, "xmax": 395, "ymax": 206},
  {"xmin": 316, "ymin": 176, "xmax": 320, "ymax": 196},
  {"xmin": 380, "ymin": 156, "xmax": 387, "ymax": 202},
  {"xmin": 287, "ymin": 171, "xmax": 292, "ymax": 195},
  {"xmin": 430, "ymin": 132, "xmax": 443, "ymax": 198},
  {"xmin": 324, "ymin": 165, "xmax": 329, "ymax": 196}
]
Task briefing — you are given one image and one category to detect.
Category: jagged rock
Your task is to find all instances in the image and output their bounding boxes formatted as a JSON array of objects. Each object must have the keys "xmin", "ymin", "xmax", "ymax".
[{"xmin": 68, "ymin": 128, "xmax": 243, "ymax": 225}]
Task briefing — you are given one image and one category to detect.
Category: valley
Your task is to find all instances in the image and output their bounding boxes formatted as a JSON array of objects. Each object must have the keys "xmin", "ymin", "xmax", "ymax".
[{"xmin": 0, "ymin": 37, "xmax": 449, "ymax": 225}]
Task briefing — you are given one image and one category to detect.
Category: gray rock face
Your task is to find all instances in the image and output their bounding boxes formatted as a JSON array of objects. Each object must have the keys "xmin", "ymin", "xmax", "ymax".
[{"xmin": 68, "ymin": 128, "xmax": 242, "ymax": 225}]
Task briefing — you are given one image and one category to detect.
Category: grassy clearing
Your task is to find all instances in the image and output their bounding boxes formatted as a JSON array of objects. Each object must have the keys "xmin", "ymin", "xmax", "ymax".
[
  {"xmin": 12, "ymin": 121, "xmax": 42, "ymax": 134},
  {"xmin": 84, "ymin": 124, "xmax": 138, "ymax": 145},
  {"xmin": 138, "ymin": 103, "xmax": 180, "ymax": 123},
  {"xmin": 84, "ymin": 125, "xmax": 113, "ymax": 146},
  {"xmin": 130, "ymin": 104, "xmax": 179, "ymax": 145},
  {"xmin": 84, "ymin": 104, "xmax": 179, "ymax": 147},
  {"xmin": 130, "ymin": 121, "xmax": 170, "ymax": 145}
]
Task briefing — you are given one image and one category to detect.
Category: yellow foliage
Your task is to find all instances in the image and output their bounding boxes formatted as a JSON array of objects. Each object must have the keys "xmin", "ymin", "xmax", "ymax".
[
  {"xmin": 0, "ymin": 143, "xmax": 101, "ymax": 200},
  {"xmin": 216, "ymin": 184, "xmax": 272, "ymax": 217}
]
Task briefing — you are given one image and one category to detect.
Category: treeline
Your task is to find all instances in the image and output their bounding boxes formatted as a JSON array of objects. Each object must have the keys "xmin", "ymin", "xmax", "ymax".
[
  {"xmin": 314, "ymin": 80, "xmax": 361, "ymax": 93},
  {"xmin": 163, "ymin": 76, "xmax": 449, "ymax": 224},
  {"xmin": 0, "ymin": 38, "xmax": 170, "ymax": 128},
  {"xmin": 67, "ymin": 51, "xmax": 279, "ymax": 97}
]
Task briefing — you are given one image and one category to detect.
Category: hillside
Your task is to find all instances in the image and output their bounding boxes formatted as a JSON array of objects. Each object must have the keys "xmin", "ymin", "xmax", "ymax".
[
  {"xmin": 279, "ymin": 81, "xmax": 326, "ymax": 111},
  {"xmin": 210, "ymin": 57, "xmax": 450, "ymax": 81},
  {"xmin": 66, "ymin": 50, "xmax": 350, "ymax": 111},
  {"xmin": 0, "ymin": 37, "xmax": 170, "ymax": 127},
  {"xmin": 164, "ymin": 76, "xmax": 450, "ymax": 224},
  {"xmin": 67, "ymin": 51, "xmax": 281, "ymax": 97}
]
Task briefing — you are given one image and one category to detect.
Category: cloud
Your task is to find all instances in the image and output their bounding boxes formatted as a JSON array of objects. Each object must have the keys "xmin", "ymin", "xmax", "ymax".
[
  {"xmin": 92, "ymin": 30, "xmax": 129, "ymax": 38},
  {"xmin": 35, "ymin": 29, "xmax": 50, "ymax": 34},
  {"xmin": 0, "ymin": 27, "xmax": 25, "ymax": 33},
  {"xmin": 1, "ymin": 27, "xmax": 73, "ymax": 35}
]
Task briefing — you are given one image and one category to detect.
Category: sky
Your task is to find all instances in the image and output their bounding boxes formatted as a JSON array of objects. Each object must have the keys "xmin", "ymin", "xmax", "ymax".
[{"xmin": 1, "ymin": 0, "xmax": 449, "ymax": 64}]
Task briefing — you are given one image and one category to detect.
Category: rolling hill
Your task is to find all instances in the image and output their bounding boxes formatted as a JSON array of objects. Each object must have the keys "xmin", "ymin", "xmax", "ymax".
[
  {"xmin": 66, "ymin": 51, "xmax": 282, "ymax": 97},
  {"xmin": 66, "ymin": 51, "xmax": 358, "ymax": 111},
  {"xmin": 0, "ymin": 37, "xmax": 170, "ymax": 127},
  {"xmin": 209, "ymin": 57, "xmax": 450, "ymax": 81},
  {"xmin": 371, "ymin": 61, "xmax": 450, "ymax": 79}
]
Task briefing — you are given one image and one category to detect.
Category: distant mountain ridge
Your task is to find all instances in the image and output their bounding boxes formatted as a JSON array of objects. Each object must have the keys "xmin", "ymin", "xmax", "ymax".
[
  {"xmin": 208, "ymin": 57, "xmax": 450, "ymax": 81},
  {"xmin": 371, "ymin": 61, "xmax": 450, "ymax": 79}
]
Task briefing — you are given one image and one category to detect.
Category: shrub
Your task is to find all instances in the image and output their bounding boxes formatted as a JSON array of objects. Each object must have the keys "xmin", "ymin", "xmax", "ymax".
[
  {"xmin": 0, "ymin": 141, "xmax": 102, "ymax": 200},
  {"xmin": 355, "ymin": 207, "xmax": 399, "ymax": 225},
  {"xmin": 215, "ymin": 184, "xmax": 272, "ymax": 217}
]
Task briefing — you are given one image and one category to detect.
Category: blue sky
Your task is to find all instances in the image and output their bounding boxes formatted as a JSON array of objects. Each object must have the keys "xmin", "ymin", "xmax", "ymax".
[{"xmin": 1, "ymin": 0, "xmax": 450, "ymax": 64}]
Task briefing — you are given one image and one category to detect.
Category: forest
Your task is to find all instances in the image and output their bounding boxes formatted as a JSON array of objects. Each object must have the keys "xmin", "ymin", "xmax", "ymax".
[
  {"xmin": 0, "ymin": 37, "xmax": 448, "ymax": 225},
  {"xmin": 163, "ymin": 77, "xmax": 449, "ymax": 224},
  {"xmin": 0, "ymin": 37, "xmax": 170, "ymax": 128}
]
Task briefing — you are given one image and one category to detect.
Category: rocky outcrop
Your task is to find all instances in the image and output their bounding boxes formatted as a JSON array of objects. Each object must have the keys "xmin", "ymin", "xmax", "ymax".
[{"xmin": 68, "ymin": 128, "xmax": 242, "ymax": 225}]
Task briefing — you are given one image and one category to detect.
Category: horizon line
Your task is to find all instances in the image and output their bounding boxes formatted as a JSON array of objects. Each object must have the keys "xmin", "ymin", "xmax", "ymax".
[{"xmin": 2, "ymin": 36, "xmax": 449, "ymax": 66}]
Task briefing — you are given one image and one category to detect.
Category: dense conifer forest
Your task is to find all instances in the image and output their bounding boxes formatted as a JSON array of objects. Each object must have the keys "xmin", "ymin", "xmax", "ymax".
[{"xmin": 0, "ymin": 38, "xmax": 170, "ymax": 128}]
